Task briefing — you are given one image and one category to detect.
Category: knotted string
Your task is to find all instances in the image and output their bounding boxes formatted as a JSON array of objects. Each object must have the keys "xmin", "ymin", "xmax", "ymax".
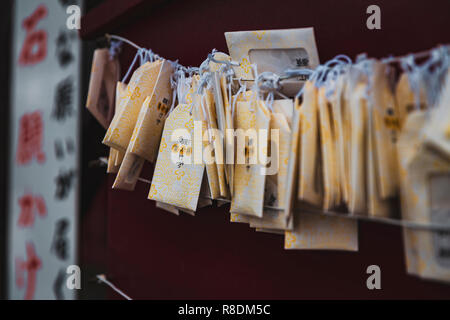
[
  {"xmin": 200, "ymin": 92, "xmax": 214, "ymax": 145},
  {"xmin": 293, "ymin": 55, "xmax": 351, "ymax": 100},
  {"xmin": 167, "ymin": 66, "xmax": 181, "ymax": 116},
  {"xmin": 295, "ymin": 66, "xmax": 323, "ymax": 100},
  {"xmin": 219, "ymin": 63, "xmax": 236, "ymax": 116},
  {"xmin": 354, "ymin": 57, "xmax": 374, "ymax": 102},
  {"xmin": 121, "ymin": 48, "xmax": 146, "ymax": 83},
  {"xmin": 232, "ymin": 80, "xmax": 246, "ymax": 119},
  {"xmin": 249, "ymin": 64, "xmax": 261, "ymax": 112},
  {"xmin": 401, "ymin": 46, "xmax": 450, "ymax": 109},
  {"xmin": 108, "ymin": 40, "xmax": 122, "ymax": 60},
  {"xmin": 323, "ymin": 55, "xmax": 352, "ymax": 98},
  {"xmin": 421, "ymin": 46, "xmax": 450, "ymax": 108},
  {"xmin": 401, "ymin": 54, "xmax": 423, "ymax": 111},
  {"xmin": 208, "ymin": 49, "xmax": 240, "ymax": 68}
]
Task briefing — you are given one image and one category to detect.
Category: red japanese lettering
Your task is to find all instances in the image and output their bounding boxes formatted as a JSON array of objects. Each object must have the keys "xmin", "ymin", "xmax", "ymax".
[
  {"xmin": 16, "ymin": 111, "xmax": 46, "ymax": 165},
  {"xmin": 17, "ymin": 193, "xmax": 47, "ymax": 228},
  {"xmin": 18, "ymin": 4, "xmax": 48, "ymax": 66},
  {"xmin": 15, "ymin": 242, "xmax": 42, "ymax": 300}
]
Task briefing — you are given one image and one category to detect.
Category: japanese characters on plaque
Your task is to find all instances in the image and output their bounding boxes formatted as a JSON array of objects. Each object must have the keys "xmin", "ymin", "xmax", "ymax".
[{"xmin": 8, "ymin": 0, "xmax": 82, "ymax": 300}]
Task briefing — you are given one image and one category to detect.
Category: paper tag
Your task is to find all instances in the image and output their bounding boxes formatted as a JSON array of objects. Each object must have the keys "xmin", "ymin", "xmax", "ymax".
[
  {"xmin": 423, "ymin": 68, "xmax": 450, "ymax": 158},
  {"xmin": 273, "ymin": 99, "xmax": 294, "ymax": 128},
  {"xmin": 128, "ymin": 60, "xmax": 174, "ymax": 163},
  {"xmin": 149, "ymin": 104, "xmax": 205, "ymax": 211},
  {"xmin": 86, "ymin": 48, "xmax": 120, "ymax": 129},
  {"xmin": 225, "ymin": 28, "xmax": 320, "ymax": 96},
  {"xmin": 366, "ymin": 101, "xmax": 393, "ymax": 218},
  {"xmin": 283, "ymin": 98, "xmax": 302, "ymax": 229},
  {"xmin": 318, "ymin": 87, "xmax": 339, "ymax": 210},
  {"xmin": 371, "ymin": 62, "xmax": 400, "ymax": 199},
  {"xmin": 348, "ymin": 83, "xmax": 368, "ymax": 214},
  {"xmin": 220, "ymin": 75, "xmax": 235, "ymax": 196},
  {"xmin": 194, "ymin": 90, "xmax": 221, "ymax": 199},
  {"xmin": 329, "ymin": 75, "xmax": 349, "ymax": 206},
  {"xmin": 211, "ymin": 73, "xmax": 230, "ymax": 198},
  {"xmin": 156, "ymin": 201, "xmax": 179, "ymax": 216},
  {"xmin": 398, "ymin": 110, "xmax": 450, "ymax": 282},
  {"xmin": 103, "ymin": 60, "xmax": 162, "ymax": 152},
  {"xmin": 430, "ymin": 173, "xmax": 450, "ymax": 268},
  {"xmin": 230, "ymin": 100, "xmax": 270, "ymax": 217},
  {"xmin": 107, "ymin": 82, "xmax": 128, "ymax": 173},
  {"xmin": 298, "ymin": 81, "xmax": 323, "ymax": 207},
  {"xmin": 285, "ymin": 211, "xmax": 358, "ymax": 251},
  {"xmin": 250, "ymin": 112, "xmax": 291, "ymax": 230},
  {"xmin": 112, "ymin": 152, "xmax": 145, "ymax": 191},
  {"xmin": 395, "ymin": 73, "xmax": 427, "ymax": 129}
]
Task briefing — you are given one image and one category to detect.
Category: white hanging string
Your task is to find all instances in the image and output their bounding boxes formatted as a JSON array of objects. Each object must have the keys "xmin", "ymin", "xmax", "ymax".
[
  {"xmin": 322, "ymin": 55, "xmax": 352, "ymax": 98},
  {"xmin": 401, "ymin": 54, "xmax": 424, "ymax": 110},
  {"xmin": 91, "ymin": 157, "xmax": 450, "ymax": 231},
  {"xmin": 167, "ymin": 63, "xmax": 184, "ymax": 115},
  {"xmin": 96, "ymin": 274, "xmax": 132, "ymax": 300},
  {"xmin": 108, "ymin": 39, "xmax": 122, "ymax": 60},
  {"xmin": 121, "ymin": 48, "xmax": 145, "ymax": 83},
  {"xmin": 106, "ymin": 33, "xmax": 449, "ymax": 96},
  {"xmin": 231, "ymin": 81, "xmax": 246, "ymax": 119},
  {"xmin": 106, "ymin": 34, "xmax": 142, "ymax": 51},
  {"xmin": 106, "ymin": 33, "xmax": 195, "ymax": 83},
  {"xmin": 200, "ymin": 93, "xmax": 214, "ymax": 145},
  {"xmin": 265, "ymin": 91, "xmax": 274, "ymax": 111},
  {"xmin": 381, "ymin": 45, "xmax": 449, "ymax": 64},
  {"xmin": 92, "ymin": 38, "xmax": 450, "ymax": 232},
  {"xmin": 168, "ymin": 73, "xmax": 179, "ymax": 116}
]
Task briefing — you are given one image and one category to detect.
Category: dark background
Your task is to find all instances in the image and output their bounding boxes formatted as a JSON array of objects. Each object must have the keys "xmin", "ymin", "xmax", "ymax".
[
  {"xmin": 0, "ymin": 0, "xmax": 12, "ymax": 301},
  {"xmin": 2, "ymin": 0, "xmax": 450, "ymax": 299}
]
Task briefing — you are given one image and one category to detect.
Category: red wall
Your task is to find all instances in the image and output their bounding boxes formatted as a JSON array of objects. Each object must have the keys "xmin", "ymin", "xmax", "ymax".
[{"xmin": 81, "ymin": 0, "xmax": 450, "ymax": 299}]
